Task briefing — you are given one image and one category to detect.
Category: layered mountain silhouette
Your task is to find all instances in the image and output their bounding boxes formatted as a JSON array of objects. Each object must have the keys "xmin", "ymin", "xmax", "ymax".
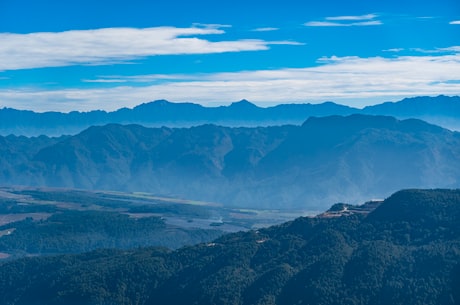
[
  {"xmin": 2, "ymin": 114, "xmax": 460, "ymax": 209},
  {"xmin": 1, "ymin": 95, "xmax": 459, "ymax": 136},
  {"xmin": 362, "ymin": 95, "xmax": 460, "ymax": 130},
  {"xmin": 0, "ymin": 189, "xmax": 459, "ymax": 305}
]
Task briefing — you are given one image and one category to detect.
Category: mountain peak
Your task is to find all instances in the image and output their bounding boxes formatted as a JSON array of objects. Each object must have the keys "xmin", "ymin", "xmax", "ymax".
[
  {"xmin": 229, "ymin": 99, "xmax": 258, "ymax": 108},
  {"xmin": 147, "ymin": 99, "xmax": 172, "ymax": 107}
]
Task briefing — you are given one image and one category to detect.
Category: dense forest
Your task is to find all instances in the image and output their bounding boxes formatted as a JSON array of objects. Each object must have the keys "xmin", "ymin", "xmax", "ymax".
[
  {"xmin": 0, "ymin": 189, "xmax": 459, "ymax": 305},
  {"xmin": 0, "ymin": 210, "xmax": 222, "ymax": 256},
  {"xmin": 0, "ymin": 188, "xmax": 230, "ymax": 259}
]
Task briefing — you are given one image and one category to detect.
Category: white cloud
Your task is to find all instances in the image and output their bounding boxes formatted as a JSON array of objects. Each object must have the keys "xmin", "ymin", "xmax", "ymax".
[
  {"xmin": 251, "ymin": 27, "xmax": 279, "ymax": 32},
  {"xmin": 326, "ymin": 14, "xmax": 378, "ymax": 21},
  {"xmin": 82, "ymin": 73, "xmax": 195, "ymax": 83},
  {"xmin": 266, "ymin": 41, "xmax": 305, "ymax": 46},
  {"xmin": 191, "ymin": 23, "xmax": 232, "ymax": 28},
  {"xmin": 2, "ymin": 49, "xmax": 460, "ymax": 111},
  {"xmin": 411, "ymin": 46, "xmax": 460, "ymax": 54},
  {"xmin": 0, "ymin": 26, "xmax": 299, "ymax": 71},
  {"xmin": 304, "ymin": 21, "xmax": 348, "ymax": 27},
  {"xmin": 450, "ymin": 20, "xmax": 460, "ymax": 25},
  {"xmin": 82, "ymin": 79, "xmax": 127, "ymax": 83},
  {"xmin": 305, "ymin": 13, "xmax": 382, "ymax": 27},
  {"xmin": 383, "ymin": 48, "xmax": 404, "ymax": 53},
  {"xmin": 305, "ymin": 20, "xmax": 382, "ymax": 27},
  {"xmin": 440, "ymin": 46, "xmax": 460, "ymax": 52}
]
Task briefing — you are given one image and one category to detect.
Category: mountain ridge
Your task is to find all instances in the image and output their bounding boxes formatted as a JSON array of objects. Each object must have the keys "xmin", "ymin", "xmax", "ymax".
[
  {"xmin": 2, "ymin": 95, "xmax": 459, "ymax": 136},
  {"xmin": 2, "ymin": 114, "xmax": 460, "ymax": 209}
]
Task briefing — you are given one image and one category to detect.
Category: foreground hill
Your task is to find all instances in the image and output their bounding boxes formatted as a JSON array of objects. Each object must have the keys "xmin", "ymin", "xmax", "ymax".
[
  {"xmin": 0, "ymin": 189, "xmax": 459, "ymax": 305},
  {"xmin": 1, "ymin": 95, "xmax": 459, "ymax": 136},
  {"xmin": 2, "ymin": 114, "xmax": 460, "ymax": 209}
]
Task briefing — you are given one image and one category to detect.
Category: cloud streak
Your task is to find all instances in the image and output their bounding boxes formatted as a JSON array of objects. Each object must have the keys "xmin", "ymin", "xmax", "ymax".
[
  {"xmin": 1, "ymin": 49, "xmax": 459, "ymax": 112},
  {"xmin": 0, "ymin": 26, "xmax": 298, "ymax": 71},
  {"xmin": 326, "ymin": 14, "xmax": 378, "ymax": 21},
  {"xmin": 305, "ymin": 13, "xmax": 382, "ymax": 27},
  {"xmin": 251, "ymin": 27, "xmax": 279, "ymax": 32}
]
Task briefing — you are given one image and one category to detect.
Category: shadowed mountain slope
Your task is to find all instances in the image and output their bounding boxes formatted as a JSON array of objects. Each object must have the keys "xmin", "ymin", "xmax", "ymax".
[{"xmin": 1, "ymin": 115, "xmax": 460, "ymax": 209}]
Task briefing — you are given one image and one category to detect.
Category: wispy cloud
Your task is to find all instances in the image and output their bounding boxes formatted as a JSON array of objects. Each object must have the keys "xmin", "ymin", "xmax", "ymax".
[
  {"xmin": 411, "ymin": 46, "xmax": 460, "ymax": 54},
  {"xmin": 191, "ymin": 23, "xmax": 232, "ymax": 29},
  {"xmin": 0, "ymin": 26, "xmax": 300, "ymax": 71},
  {"xmin": 304, "ymin": 21, "xmax": 349, "ymax": 27},
  {"xmin": 383, "ymin": 48, "xmax": 404, "ymax": 53},
  {"xmin": 82, "ymin": 74, "xmax": 195, "ymax": 83},
  {"xmin": 251, "ymin": 27, "xmax": 279, "ymax": 32},
  {"xmin": 82, "ymin": 79, "xmax": 127, "ymax": 83},
  {"xmin": 2, "ymin": 48, "xmax": 459, "ymax": 111},
  {"xmin": 450, "ymin": 20, "xmax": 460, "ymax": 25},
  {"xmin": 305, "ymin": 13, "xmax": 382, "ymax": 27},
  {"xmin": 304, "ymin": 20, "xmax": 382, "ymax": 27},
  {"xmin": 326, "ymin": 14, "xmax": 378, "ymax": 21},
  {"xmin": 266, "ymin": 41, "xmax": 305, "ymax": 46}
]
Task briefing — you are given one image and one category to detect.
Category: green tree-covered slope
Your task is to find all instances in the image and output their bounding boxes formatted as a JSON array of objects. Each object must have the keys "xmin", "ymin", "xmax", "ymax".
[{"xmin": 0, "ymin": 189, "xmax": 459, "ymax": 305}]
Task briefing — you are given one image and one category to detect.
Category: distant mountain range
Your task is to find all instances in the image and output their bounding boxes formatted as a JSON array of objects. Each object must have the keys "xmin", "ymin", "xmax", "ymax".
[
  {"xmin": 1, "ymin": 189, "xmax": 459, "ymax": 305},
  {"xmin": 2, "ymin": 114, "xmax": 460, "ymax": 209},
  {"xmin": 1, "ymin": 95, "xmax": 459, "ymax": 136}
]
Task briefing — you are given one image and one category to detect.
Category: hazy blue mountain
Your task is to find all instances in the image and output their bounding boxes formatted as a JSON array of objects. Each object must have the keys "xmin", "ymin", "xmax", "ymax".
[
  {"xmin": 2, "ymin": 115, "xmax": 460, "ymax": 209},
  {"xmin": 0, "ymin": 189, "xmax": 458, "ymax": 305},
  {"xmin": 0, "ymin": 99, "xmax": 355, "ymax": 136},
  {"xmin": 252, "ymin": 114, "xmax": 460, "ymax": 206},
  {"xmin": 2, "ymin": 95, "xmax": 458, "ymax": 136},
  {"xmin": 0, "ymin": 135, "xmax": 66, "ymax": 184},
  {"xmin": 362, "ymin": 95, "xmax": 460, "ymax": 130}
]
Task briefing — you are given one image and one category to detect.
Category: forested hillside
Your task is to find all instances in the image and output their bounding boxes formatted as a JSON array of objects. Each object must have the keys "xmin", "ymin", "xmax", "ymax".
[{"xmin": 0, "ymin": 189, "xmax": 458, "ymax": 305}]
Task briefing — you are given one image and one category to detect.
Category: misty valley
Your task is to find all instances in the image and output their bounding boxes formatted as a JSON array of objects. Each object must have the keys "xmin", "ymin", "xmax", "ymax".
[
  {"xmin": 0, "ymin": 96, "xmax": 459, "ymax": 304},
  {"xmin": 0, "ymin": 186, "xmax": 307, "ymax": 260}
]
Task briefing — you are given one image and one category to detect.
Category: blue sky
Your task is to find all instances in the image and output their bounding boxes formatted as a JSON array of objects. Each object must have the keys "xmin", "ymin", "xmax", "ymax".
[{"xmin": 0, "ymin": 0, "xmax": 459, "ymax": 111}]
